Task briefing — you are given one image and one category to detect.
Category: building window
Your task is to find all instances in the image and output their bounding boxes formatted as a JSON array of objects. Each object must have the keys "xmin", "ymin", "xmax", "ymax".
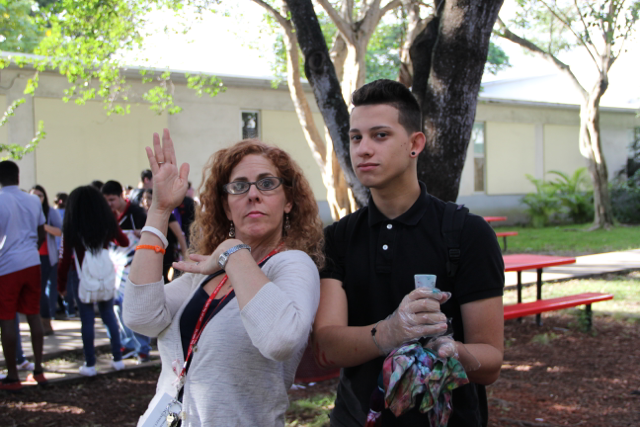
[
  {"xmin": 241, "ymin": 111, "xmax": 259, "ymax": 139},
  {"xmin": 471, "ymin": 122, "xmax": 485, "ymax": 192}
]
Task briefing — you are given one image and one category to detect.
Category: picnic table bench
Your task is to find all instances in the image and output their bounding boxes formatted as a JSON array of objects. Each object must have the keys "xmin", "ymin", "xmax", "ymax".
[
  {"xmin": 503, "ymin": 292, "xmax": 613, "ymax": 330},
  {"xmin": 496, "ymin": 231, "xmax": 518, "ymax": 251},
  {"xmin": 502, "ymin": 254, "xmax": 612, "ymax": 328}
]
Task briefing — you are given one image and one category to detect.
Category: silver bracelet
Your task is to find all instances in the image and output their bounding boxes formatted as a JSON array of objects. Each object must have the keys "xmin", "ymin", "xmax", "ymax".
[{"xmin": 141, "ymin": 225, "xmax": 168, "ymax": 249}]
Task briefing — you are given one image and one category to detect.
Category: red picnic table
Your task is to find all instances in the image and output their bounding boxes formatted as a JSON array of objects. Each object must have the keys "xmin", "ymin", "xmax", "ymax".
[
  {"xmin": 503, "ymin": 254, "xmax": 576, "ymax": 325},
  {"xmin": 483, "ymin": 216, "xmax": 507, "ymax": 223}
]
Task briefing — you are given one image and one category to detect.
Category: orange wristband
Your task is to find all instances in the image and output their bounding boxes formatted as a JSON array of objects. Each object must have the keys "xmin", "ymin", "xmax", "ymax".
[{"xmin": 135, "ymin": 244, "xmax": 166, "ymax": 255}]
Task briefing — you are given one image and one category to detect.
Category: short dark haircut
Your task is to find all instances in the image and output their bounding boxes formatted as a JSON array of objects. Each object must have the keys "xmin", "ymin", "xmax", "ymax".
[
  {"xmin": 351, "ymin": 79, "xmax": 423, "ymax": 134},
  {"xmin": 0, "ymin": 160, "xmax": 19, "ymax": 186},
  {"xmin": 141, "ymin": 169, "xmax": 152, "ymax": 182},
  {"xmin": 64, "ymin": 186, "xmax": 119, "ymax": 253},
  {"xmin": 101, "ymin": 180, "xmax": 123, "ymax": 197},
  {"xmin": 91, "ymin": 180, "xmax": 104, "ymax": 190},
  {"xmin": 31, "ymin": 184, "xmax": 50, "ymax": 220}
]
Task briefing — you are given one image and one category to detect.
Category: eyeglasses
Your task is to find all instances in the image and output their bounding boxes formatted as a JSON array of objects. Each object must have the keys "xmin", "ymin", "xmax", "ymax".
[{"xmin": 223, "ymin": 177, "xmax": 284, "ymax": 195}]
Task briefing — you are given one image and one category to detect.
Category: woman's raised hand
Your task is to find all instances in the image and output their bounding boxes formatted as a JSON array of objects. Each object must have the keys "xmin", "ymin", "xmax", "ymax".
[{"xmin": 145, "ymin": 129, "xmax": 190, "ymax": 213}]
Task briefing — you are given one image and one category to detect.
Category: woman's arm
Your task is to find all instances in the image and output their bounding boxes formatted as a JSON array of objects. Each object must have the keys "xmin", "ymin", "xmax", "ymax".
[
  {"xmin": 238, "ymin": 251, "xmax": 320, "ymax": 362},
  {"xmin": 44, "ymin": 224, "xmax": 62, "ymax": 237},
  {"xmin": 124, "ymin": 273, "xmax": 197, "ymax": 337},
  {"xmin": 128, "ymin": 129, "xmax": 190, "ymax": 286}
]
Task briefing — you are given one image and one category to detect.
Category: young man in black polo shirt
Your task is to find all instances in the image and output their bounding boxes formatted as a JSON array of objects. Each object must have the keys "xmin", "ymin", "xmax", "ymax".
[{"xmin": 314, "ymin": 80, "xmax": 505, "ymax": 427}]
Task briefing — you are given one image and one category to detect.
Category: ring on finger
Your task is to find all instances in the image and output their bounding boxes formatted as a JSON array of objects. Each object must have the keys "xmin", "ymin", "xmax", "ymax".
[{"xmin": 157, "ymin": 161, "xmax": 165, "ymax": 165}]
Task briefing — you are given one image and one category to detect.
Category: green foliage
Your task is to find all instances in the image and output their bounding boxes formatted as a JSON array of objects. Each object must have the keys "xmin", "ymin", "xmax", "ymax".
[
  {"xmin": 485, "ymin": 41, "xmax": 511, "ymax": 75},
  {"xmin": 611, "ymin": 170, "xmax": 640, "ymax": 224},
  {"xmin": 0, "ymin": 119, "xmax": 46, "ymax": 160},
  {"xmin": 522, "ymin": 174, "xmax": 561, "ymax": 227},
  {"xmin": 364, "ymin": 21, "xmax": 403, "ymax": 83},
  {"xmin": 0, "ymin": 98, "xmax": 46, "ymax": 160},
  {"xmin": 286, "ymin": 393, "xmax": 334, "ymax": 427},
  {"xmin": 1, "ymin": 0, "xmax": 224, "ymax": 117},
  {"xmin": 0, "ymin": 0, "xmax": 43, "ymax": 53},
  {"xmin": 530, "ymin": 332, "xmax": 558, "ymax": 345},
  {"xmin": 511, "ymin": 0, "xmax": 577, "ymax": 55},
  {"xmin": 522, "ymin": 169, "xmax": 595, "ymax": 226},
  {"xmin": 0, "ymin": 0, "xmax": 225, "ymax": 159},
  {"xmin": 548, "ymin": 168, "xmax": 594, "ymax": 224}
]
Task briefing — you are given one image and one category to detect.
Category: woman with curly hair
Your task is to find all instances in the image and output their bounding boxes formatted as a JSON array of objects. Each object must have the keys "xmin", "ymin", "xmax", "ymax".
[{"xmin": 125, "ymin": 129, "xmax": 324, "ymax": 427}]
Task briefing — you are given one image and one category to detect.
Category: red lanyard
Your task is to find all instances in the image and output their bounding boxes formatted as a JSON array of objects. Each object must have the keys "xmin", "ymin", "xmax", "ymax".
[{"xmin": 178, "ymin": 244, "xmax": 283, "ymax": 381}]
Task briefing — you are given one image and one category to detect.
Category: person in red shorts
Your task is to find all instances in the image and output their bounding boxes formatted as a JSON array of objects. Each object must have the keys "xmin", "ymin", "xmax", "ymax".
[{"xmin": 0, "ymin": 161, "xmax": 48, "ymax": 391}]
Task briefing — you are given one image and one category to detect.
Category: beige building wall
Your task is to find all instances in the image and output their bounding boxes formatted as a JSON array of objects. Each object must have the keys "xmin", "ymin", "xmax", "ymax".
[
  {"xmin": 485, "ymin": 122, "xmax": 536, "ymax": 194},
  {"xmin": 543, "ymin": 125, "xmax": 586, "ymax": 176},
  {"xmin": 33, "ymin": 98, "xmax": 167, "ymax": 196},
  {"xmin": 261, "ymin": 110, "xmax": 327, "ymax": 200}
]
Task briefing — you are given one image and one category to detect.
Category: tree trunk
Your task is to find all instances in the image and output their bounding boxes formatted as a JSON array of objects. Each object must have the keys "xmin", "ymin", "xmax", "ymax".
[
  {"xmin": 284, "ymin": 0, "xmax": 370, "ymax": 207},
  {"xmin": 579, "ymin": 77, "xmax": 615, "ymax": 229},
  {"xmin": 253, "ymin": 0, "xmax": 359, "ymax": 220},
  {"xmin": 412, "ymin": 0, "xmax": 504, "ymax": 202},
  {"xmin": 398, "ymin": 0, "xmax": 428, "ymax": 87}
]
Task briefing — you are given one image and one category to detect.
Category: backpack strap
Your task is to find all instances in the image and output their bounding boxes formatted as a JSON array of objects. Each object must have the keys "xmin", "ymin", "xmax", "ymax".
[
  {"xmin": 73, "ymin": 248, "xmax": 82, "ymax": 274},
  {"xmin": 442, "ymin": 202, "xmax": 469, "ymax": 278}
]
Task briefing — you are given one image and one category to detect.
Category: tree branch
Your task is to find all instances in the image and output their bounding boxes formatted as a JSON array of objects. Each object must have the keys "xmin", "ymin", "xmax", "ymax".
[
  {"xmin": 381, "ymin": 0, "xmax": 402, "ymax": 15},
  {"xmin": 496, "ymin": 17, "xmax": 588, "ymax": 99},
  {"xmin": 539, "ymin": 0, "xmax": 601, "ymax": 72},
  {"xmin": 316, "ymin": 0, "xmax": 354, "ymax": 44},
  {"xmin": 249, "ymin": 0, "xmax": 289, "ymax": 28}
]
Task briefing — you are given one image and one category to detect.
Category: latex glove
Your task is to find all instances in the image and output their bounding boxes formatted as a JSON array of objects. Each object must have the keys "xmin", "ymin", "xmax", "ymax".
[
  {"xmin": 425, "ymin": 335, "xmax": 458, "ymax": 359},
  {"xmin": 374, "ymin": 288, "xmax": 451, "ymax": 355}
]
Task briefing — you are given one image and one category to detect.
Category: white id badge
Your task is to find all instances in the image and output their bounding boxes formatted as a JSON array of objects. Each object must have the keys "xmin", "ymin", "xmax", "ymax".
[
  {"xmin": 414, "ymin": 274, "xmax": 437, "ymax": 289},
  {"xmin": 141, "ymin": 393, "xmax": 181, "ymax": 427}
]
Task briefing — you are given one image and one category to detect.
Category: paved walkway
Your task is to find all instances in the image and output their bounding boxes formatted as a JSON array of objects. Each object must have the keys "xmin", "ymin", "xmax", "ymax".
[{"xmin": 2, "ymin": 249, "xmax": 639, "ymax": 388}]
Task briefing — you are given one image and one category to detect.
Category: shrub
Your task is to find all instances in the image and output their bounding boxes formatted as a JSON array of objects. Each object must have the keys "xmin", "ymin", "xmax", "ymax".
[
  {"xmin": 548, "ymin": 168, "xmax": 594, "ymax": 224},
  {"xmin": 522, "ymin": 174, "xmax": 561, "ymax": 228},
  {"xmin": 611, "ymin": 170, "xmax": 640, "ymax": 224}
]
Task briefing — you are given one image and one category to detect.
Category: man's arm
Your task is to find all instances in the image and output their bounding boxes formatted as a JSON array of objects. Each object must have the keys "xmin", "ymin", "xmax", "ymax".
[
  {"xmin": 456, "ymin": 296, "xmax": 504, "ymax": 385},
  {"xmin": 312, "ymin": 278, "xmax": 449, "ymax": 369},
  {"xmin": 312, "ymin": 278, "xmax": 382, "ymax": 369}
]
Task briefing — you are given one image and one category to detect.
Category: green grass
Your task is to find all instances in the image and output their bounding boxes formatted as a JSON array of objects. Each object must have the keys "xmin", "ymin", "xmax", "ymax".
[
  {"xmin": 494, "ymin": 223, "xmax": 640, "ymax": 255},
  {"xmin": 286, "ymin": 393, "xmax": 335, "ymax": 427},
  {"xmin": 503, "ymin": 271, "xmax": 640, "ymax": 318}
]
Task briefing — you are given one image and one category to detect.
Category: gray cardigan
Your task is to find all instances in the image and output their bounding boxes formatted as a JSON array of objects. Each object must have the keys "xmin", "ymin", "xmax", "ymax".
[{"xmin": 124, "ymin": 250, "xmax": 320, "ymax": 427}]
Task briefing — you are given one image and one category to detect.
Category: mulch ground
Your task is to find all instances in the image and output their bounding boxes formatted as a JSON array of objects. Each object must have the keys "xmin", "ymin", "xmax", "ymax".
[{"xmin": 1, "ymin": 315, "xmax": 638, "ymax": 426}]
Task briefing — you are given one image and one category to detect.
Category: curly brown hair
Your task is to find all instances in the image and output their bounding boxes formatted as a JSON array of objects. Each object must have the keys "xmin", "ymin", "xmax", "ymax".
[{"xmin": 190, "ymin": 139, "xmax": 324, "ymax": 269}]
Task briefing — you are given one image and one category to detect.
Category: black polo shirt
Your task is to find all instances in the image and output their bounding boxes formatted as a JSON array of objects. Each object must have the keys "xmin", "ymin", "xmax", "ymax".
[{"xmin": 320, "ymin": 182, "xmax": 504, "ymax": 427}]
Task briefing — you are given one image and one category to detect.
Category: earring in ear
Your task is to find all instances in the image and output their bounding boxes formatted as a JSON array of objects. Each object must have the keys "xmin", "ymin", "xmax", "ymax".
[
  {"xmin": 284, "ymin": 214, "xmax": 291, "ymax": 235},
  {"xmin": 229, "ymin": 222, "xmax": 235, "ymax": 238},
  {"xmin": 411, "ymin": 151, "xmax": 416, "ymax": 156}
]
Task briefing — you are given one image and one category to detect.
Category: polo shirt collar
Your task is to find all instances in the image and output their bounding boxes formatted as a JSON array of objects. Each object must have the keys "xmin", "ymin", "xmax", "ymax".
[{"xmin": 368, "ymin": 181, "xmax": 430, "ymax": 227}]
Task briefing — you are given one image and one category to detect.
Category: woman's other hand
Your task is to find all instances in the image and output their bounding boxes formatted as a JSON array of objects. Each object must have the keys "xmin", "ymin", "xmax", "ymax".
[
  {"xmin": 173, "ymin": 239, "xmax": 245, "ymax": 276},
  {"xmin": 145, "ymin": 128, "xmax": 190, "ymax": 214}
]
